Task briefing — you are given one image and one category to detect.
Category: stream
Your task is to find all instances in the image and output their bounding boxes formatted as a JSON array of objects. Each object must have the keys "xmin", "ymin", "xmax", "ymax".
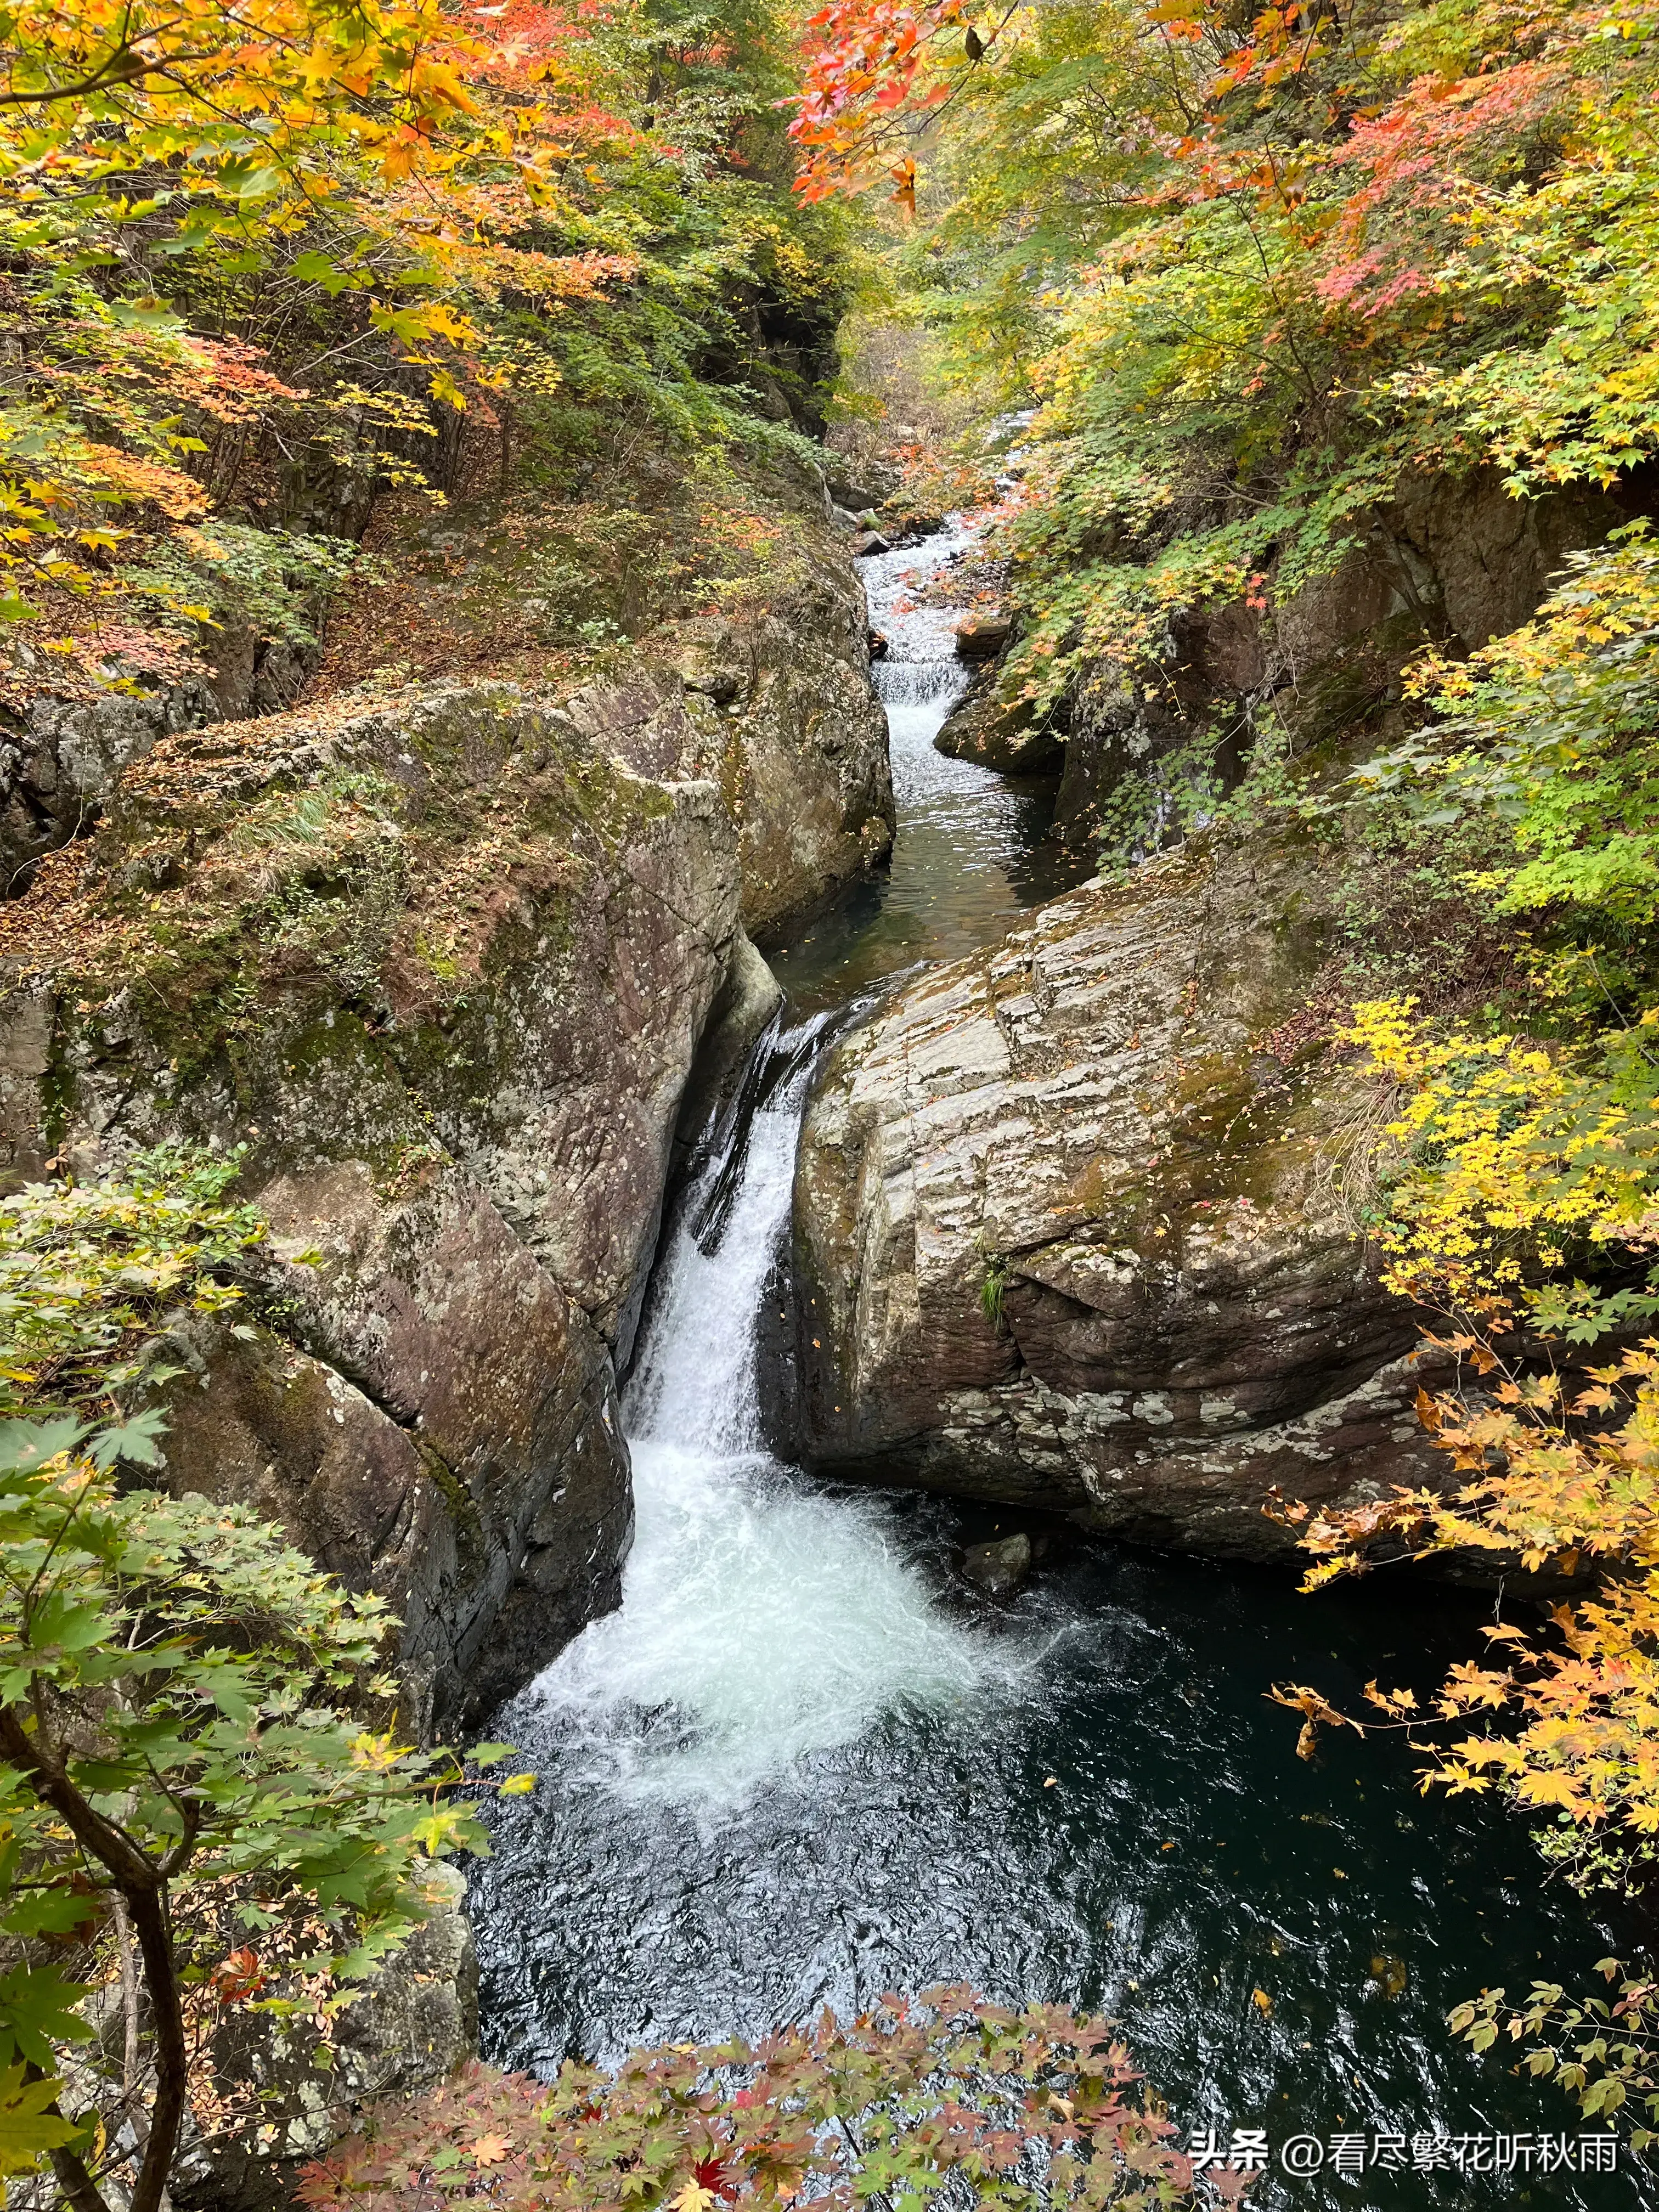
[{"xmin": 469, "ymin": 523, "xmax": 1644, "ymax": 2209}]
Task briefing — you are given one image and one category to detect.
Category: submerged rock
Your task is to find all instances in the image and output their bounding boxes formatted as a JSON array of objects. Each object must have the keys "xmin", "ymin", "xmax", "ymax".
[
  {"xmin": 962, "ymin": 1531, "xmax": 1032, "ymax": 1599},
  {"xmin": 792, "ymin": 835, "xmax": 1442, "ymax": 1560}
]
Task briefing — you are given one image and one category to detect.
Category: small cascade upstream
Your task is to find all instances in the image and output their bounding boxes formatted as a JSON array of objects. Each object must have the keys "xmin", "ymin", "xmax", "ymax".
[
  {"xmin": 469, "ymin": 519, "xmax": 1630, "ymax": 2212},
  {"xmin": 766, "ymin": 520, "xmax": 1091, "ymax": 1010}
]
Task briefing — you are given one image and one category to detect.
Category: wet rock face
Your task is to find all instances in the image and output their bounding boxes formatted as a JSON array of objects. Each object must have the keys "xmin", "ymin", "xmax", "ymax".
[
  {"xmin": 793, "ymin": 839, "xmax": 1442, "ymax": 1560},
  {"xmin": 962, "ymin": 1531, "xmax": 1031, "ymax": 1599}
]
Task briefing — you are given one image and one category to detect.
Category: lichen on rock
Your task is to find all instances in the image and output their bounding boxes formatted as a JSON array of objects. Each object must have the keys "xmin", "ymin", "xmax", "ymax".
[
  {"xmin": 791, "ymin": 832, "xmax": 1440, "ymax": 1559},
  {"xmin": 0, "ymin": 583, "xmax": 891, "ymax": 1726}
]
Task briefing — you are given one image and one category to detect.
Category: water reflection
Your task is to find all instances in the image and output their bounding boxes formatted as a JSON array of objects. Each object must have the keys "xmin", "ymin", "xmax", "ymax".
[{"xmin": 763, "ymin": 524, "xmax": 1092, "ymax": 1012}]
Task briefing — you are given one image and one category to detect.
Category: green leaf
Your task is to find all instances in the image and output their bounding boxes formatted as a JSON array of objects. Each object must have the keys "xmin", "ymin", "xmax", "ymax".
[
  {"xmin": 0, "ymin": 2063, "xmax": 78, "ymax": 2177},
  {"xmin": 0, "ymin": 1966, "xmax": 94, "ymax": 2071},
  {"xmin": 108, "ymin": 295, "xmax": 180, "ymax": 331},
  {"xmin": 290, "ymin": 251, "xmax": 368, "ymax": 297}
]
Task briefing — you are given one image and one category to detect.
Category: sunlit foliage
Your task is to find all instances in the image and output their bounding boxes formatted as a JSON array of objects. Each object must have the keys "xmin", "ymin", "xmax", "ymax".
[{"xmin": 0, "ymin": 0, "xmax": 848, "ymax": 698}]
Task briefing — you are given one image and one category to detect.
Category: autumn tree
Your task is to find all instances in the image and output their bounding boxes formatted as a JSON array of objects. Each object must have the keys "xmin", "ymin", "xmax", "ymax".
[{"xmin": 0, "ymin": 0, "xmax": 853, "ymax": 708}]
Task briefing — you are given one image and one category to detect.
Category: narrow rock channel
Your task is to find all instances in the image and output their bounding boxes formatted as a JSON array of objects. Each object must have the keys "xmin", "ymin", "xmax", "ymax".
[{"xmin": 467, "ymin": 522, "xmax": 1630, "ymax": 2212}]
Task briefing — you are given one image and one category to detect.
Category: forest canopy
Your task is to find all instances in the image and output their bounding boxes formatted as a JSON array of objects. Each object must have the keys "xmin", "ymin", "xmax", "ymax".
[{"xmin": 0, "ymin": 0, "xmax": 851, "ymax": 702}]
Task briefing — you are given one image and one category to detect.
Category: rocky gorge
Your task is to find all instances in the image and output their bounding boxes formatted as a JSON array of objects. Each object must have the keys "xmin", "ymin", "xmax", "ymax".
[
  {"xmin": 461, "ymin": 492, "xmax": 1633, "ymax": 2212},
  {"xmin": 0, "ymin": 520, "xmax": 890, "ymax": 1749},
  {"xmin": 1, "ymin": 448, "xmax": 1599, "ymax": 1751},
  {"xmin": 7, "ymin": 0, "xmax": 1657, "ymax": 2183},
  {"xmin": 1, "ymin": 441, "xmax": 1643, "ymax": 2212}
]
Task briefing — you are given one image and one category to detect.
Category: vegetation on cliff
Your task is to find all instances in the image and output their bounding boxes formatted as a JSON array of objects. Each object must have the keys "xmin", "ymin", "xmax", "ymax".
[
  {"xmin": 0, "ymin": 1146, "xmax": 533, "ymax": 2205},
  {"xmin": 787, "ymin": 0, "xmax": 1659, "ymax": 2142},
  {"xmin": 0, "ymin": 0, "xmax": 852, "ymax": 709}
]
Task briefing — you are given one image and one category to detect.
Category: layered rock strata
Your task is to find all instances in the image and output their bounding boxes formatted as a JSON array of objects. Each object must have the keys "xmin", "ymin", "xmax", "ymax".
[{"xmin": 793, "ymin": 836, "xmax": 1442, "ymax": 1559}]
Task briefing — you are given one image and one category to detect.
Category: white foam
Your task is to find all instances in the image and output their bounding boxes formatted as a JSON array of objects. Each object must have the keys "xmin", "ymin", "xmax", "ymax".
[{"xmin": 528, "ymin": 1030, "xmax": 1014, "ymax": 1810}]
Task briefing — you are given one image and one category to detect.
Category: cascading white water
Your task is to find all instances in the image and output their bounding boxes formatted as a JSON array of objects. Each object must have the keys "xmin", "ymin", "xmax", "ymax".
[
  {"xmin": 524, "ymin": 1022, "xmax": 1013, "ymax": 1809},
  {"xmin": 472, "ymin": 516, "xmax": 1624, "ymax": 2174},
  {"xmin": 766, "ymin": 518, "xmax": 1091, "ymax": 1014},
  {"xmin": 865, "ymin": 518, "xmax": 988, "ymax": 803},
  {"xmin": 623, "ymin": 1031, "xmax": 815, "ymax": 1462}
]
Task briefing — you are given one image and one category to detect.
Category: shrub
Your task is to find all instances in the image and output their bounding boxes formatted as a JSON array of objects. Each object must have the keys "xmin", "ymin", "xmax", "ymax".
[{"xmin": 297, "ymin": 1992, "xmax": 1201, "ymax": 2212}]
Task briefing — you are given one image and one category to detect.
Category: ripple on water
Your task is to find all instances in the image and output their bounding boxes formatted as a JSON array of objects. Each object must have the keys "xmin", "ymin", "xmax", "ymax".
[
  {"xmin": 473, "ymin": 1522, "xmax": 1637, "ymax": 2211},
  {"xmin": 469, "ymin": 514, "xmax": 1643, "ymax": 2212}
]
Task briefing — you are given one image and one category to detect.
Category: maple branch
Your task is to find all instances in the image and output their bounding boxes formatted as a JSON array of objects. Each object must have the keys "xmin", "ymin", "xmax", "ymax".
[
  {"xmin": 0, "ymin": 1706, "xmax": 191, "ymax": 2212},
  {"xmin": 0, "ymin": 13, "xmax": 205, "ymax": 107}
]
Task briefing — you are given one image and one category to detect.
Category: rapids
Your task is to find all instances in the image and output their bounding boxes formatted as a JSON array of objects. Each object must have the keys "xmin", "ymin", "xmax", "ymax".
[{"xmin": 467, "ymin": 523, "xmax": 1639, "ymax": 2212}]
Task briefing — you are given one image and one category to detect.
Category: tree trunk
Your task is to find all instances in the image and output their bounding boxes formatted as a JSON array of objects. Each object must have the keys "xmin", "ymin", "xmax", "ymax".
[{"xmin": 126, "ymin": 1882, "xmax": 187, "ymax": 2212}]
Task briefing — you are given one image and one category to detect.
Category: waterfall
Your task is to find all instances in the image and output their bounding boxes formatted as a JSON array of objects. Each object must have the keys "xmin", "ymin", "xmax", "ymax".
[
  {"xmin": 471, "ymin": 518, "xmax": 1621, "ymax": 2155},
  {"xmin": 513, "ymin": 517, "xmax": 1065, "ymax": 1814},
  {"xmin": 864, "ymin": 522, "xmax": 979, "ymax": 788},
  {"xmin": 519, "ymin": 1020, "xmax": 1008, "ymax": 1812}
]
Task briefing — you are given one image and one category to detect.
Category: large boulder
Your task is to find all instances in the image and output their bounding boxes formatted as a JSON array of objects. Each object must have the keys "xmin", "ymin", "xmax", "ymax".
[
  {"xmin": 953, "ymin": 611, "xmax": 1012, "ymax": 662},
  {"xmin": 934, "ymin": 669, "xmax": 1065, "ymax": 775},
  {"xmin": 791, "ymin": 836, "xmax": 1442, "ymax": 1560},
  {"xmin": 579, "ymin": 589, "xmax": 893, "ymax": 937},
  {"xmin": 0, "ymin": 528, "xmax": 894, "ymax": 1726},
  {"xmin": 0, "ymin": 680, "xmax": 746, "ymax": 1731}
]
